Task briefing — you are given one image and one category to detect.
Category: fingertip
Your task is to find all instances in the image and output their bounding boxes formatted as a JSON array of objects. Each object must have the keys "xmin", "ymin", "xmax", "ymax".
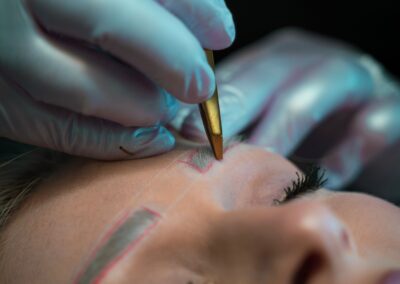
[
  {"xmin": 180, "ymin": 111, "xmax": 209, "ymax": 142},
  {"xmin": 121, "ymin": 126, "xmax": 176, "ymax": 159},
  {"xmin": 214, "ymin": 9, "xmax": 236, "ymax": 49},
  {"xmin": 178, "ymin": 59, "xmax": 216, "ymax": 103},
  {"xmin": 225, "ymin": 15, "xmax": 236, "ymax": 46},
  {"xmin": 198, "ymin": 0, "xmax": 236, "ymax": 49},
  {"xmin": 156, "ymin": 126, "xmax": 176, "ymax": 151},
  {"xmin": 156, "ymin": 0, "xmax": 236, "ymax": 50},
  {"xmin": 201, "ymin": 8, "xmax": 236, "ymax": 50},
  {"xmin": 201, "ymin": 61, "xmax": 217, "ymax": 100}
]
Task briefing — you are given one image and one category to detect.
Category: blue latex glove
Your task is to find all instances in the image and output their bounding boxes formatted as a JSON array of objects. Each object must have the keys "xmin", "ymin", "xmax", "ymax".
[
  {"xmin": 0, "ymin": 0, "xmax": 235, "ymax": 159},
  {"xmin": 175, "ymin": 28, "xmax": 400, "ymax": 196}
]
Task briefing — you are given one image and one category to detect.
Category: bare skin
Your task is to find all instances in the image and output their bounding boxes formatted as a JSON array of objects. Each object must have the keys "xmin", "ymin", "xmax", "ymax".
[{"xmin": 0, "ymin": 141, "xmax": 399, "ymax": 283}]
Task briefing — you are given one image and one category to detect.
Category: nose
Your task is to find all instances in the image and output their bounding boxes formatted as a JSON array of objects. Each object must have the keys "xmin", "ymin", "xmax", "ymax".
[
  {"xmin": 275, "ymin": 201, "xmax": 353, "ymax": 284},
  {"xmin": 213, "ymin": 201, "xmax": 353, "ymax": 283}
]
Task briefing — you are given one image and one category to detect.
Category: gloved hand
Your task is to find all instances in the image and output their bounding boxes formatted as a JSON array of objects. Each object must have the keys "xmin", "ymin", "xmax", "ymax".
[
  {"xmin": 175, "ymin": 28, "xmax": 400, "ymax": 197},
  {"xmin": 0, "ymin": 0, "xmax": 235, "ymax": 159}
]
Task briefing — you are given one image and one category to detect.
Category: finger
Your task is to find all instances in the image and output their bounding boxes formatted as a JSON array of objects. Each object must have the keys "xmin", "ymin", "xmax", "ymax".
[
  {"xmin": 168, "ymin": 102, "xmax": 198, "ymax": 131},
  {"xmin": 3, "ymin": 31, "xmax": 179, "ymax": 127},
  {"xmin": 29, "ymin": 0, "xmax": 215, "ymax": 102},
  {"xmin": 321, "ymin": 97, "xmax": 400, "ymax": 189},
  {"xmin": 0, "ymin": 77, "xmax": 175, "ymax": 160},
  {"xmin": 248, "ymin": 57, "xmax": 374, "ymax": 155},
  {"xmin": 155, "ymin": 0, "xmax": 235, "ymax": 49}
]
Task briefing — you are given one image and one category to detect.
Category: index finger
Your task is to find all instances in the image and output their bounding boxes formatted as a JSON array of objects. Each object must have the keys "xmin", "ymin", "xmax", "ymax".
[
  {"xmin": 29, "ymin": 0, "xmax": 215, "ymax": 103},
  {"xmin": 155, "ymin": 0, "xmax": 235, "ymax": 49}
]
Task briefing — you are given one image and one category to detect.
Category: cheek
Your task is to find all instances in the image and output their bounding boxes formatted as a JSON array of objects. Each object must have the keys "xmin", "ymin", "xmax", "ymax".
[
  {"xmin": 353, "ymin": 217, "xmax": 400, "ymax": 262},
  {"xmin": 100, "ymin": 220, "xmax": 211, "ymax": 284},
  {"xmin": 324, "ymin": 195, "xmax": 400, "ymax": 262}
]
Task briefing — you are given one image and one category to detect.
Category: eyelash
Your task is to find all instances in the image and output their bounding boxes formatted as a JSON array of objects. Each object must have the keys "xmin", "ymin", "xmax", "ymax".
[{"xmin": 274, "ymin": 165, "xmax": 328, "ymax": 205}]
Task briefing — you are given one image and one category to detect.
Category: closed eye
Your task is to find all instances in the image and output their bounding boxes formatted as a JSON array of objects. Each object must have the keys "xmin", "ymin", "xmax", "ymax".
[{"xmin": 274, "ymin": 165, "xmax": 327, "ymax": 205}]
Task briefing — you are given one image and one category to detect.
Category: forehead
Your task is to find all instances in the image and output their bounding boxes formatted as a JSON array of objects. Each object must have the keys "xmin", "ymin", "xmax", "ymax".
[{"xmin": 321, "ymin": 191, "xmax": 400, "ymax": 261}]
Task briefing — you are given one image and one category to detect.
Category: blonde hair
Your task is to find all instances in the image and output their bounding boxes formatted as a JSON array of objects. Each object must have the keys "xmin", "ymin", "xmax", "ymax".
[
  {"xmin": 0, "ymin": 139, "xmax": 68, "ymax": 275},
  {"xmin": 0, "ymin": 139, "xmax": 69, "ymax": 231}
]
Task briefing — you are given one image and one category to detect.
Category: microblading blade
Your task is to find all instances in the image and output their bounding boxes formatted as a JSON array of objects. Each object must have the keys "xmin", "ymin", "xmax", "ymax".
[{"xmin": 199, "ymin": 49, "xmax": 223, "ymax": 160}]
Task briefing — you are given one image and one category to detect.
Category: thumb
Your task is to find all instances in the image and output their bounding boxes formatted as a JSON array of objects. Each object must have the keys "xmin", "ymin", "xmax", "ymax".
[{"xmin": 1, "ymin": 78, "xmax": 175, "ymax": 160}]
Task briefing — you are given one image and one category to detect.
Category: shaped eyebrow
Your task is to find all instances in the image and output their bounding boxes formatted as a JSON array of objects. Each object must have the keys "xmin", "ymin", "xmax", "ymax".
[{"xmin": 74, "ymin": 208, "xmax": 160, "ymax": 284}]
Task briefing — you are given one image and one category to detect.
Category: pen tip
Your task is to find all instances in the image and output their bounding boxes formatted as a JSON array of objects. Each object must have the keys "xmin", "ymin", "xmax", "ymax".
[{"xmin": 211, "ymin": 135, "xmax": 223, "ymax": 160}]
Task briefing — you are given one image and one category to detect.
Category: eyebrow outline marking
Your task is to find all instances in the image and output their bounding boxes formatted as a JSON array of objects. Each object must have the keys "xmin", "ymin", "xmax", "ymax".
[
  {"xmin": 179, "ymin": 138, "xmax": 241, "ymax": 173},
  {"xmin": 73, "ymin": 207, "xmax": 161, "ymax": 284},
  {"xmin": 180, "ymin": 146, "xmax": 215, "ymax": 173}
]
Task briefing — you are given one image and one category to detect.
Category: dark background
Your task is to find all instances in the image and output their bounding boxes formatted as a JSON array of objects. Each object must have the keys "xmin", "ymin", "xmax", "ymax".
[{"xmin": 216, "ymin": 1, "xmax": 399, "ymax": 78}]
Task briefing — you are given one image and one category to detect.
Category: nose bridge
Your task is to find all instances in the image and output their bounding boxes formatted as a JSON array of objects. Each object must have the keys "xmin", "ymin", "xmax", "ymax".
[
  {"xmin": 274, "ymin": 201, "xmax": 352, "ymax": 283},
  {"xmin": 217, "ymin": 202, "xmax": 349, "ymax": 252},
  {"xmin": 279, "ymin": 201, "xmax": 349, "ymax": 254},
  {"xmin": 290, "ymin": 202, "xmax": 342, "ymax": 237}
]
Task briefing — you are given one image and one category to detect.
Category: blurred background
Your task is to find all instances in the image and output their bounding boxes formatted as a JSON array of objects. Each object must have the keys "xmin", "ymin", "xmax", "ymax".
[
  {"xmin": 217, "ymin": 1, "xmax": 399, "ymax": 204},
  {"xmin": 217, "ymin": 0, "xmax": 399, "ymax": 78}
]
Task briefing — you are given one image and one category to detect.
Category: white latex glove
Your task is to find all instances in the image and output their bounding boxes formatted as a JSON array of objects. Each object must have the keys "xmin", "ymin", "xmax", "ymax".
[
  {"xmin": 0, "ymin": 0, "xmax": 235, "ymax": 159},
  {"xmin": 175, "ymin": 28, "xmax": 400, "ymax": 196}
]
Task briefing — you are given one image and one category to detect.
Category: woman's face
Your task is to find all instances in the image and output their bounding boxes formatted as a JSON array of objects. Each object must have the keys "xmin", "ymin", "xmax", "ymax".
[{"xmin": 1, "ymin": 142, "xmax": 400, "ymax": 284}]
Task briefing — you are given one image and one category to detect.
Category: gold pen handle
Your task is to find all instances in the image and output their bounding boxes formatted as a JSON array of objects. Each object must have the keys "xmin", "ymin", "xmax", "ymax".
[{"xmin": 201, "ymin": 49, "xmax": 222, "ymax": 136}]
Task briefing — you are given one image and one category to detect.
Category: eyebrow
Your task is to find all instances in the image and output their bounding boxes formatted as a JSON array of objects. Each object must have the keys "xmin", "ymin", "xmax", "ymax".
[{"xmin": 74, "ymin": 208, "xmax": 160, "ymax": 284}]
